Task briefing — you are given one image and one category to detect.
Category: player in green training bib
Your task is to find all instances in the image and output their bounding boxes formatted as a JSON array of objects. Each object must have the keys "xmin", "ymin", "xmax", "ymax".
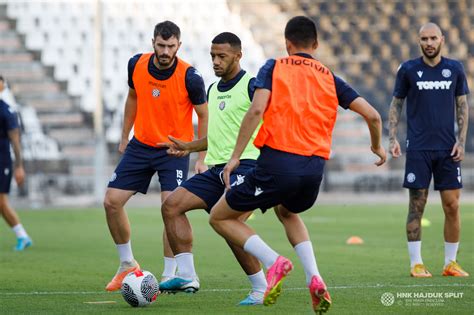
[
  {"xmin": 206, "ymin": 70, "xmax": 260, "ymax": 165},
  {"xmin": 158, "ymin": 32, "xmax": 266, "ymax": 305}
]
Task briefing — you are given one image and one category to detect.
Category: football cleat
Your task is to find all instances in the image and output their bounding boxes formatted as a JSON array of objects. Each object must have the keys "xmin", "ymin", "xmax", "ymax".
[
  {"xmin": 263, "ymin": 256, "xmax": 293, "ymax": 306},
  {"xmin": 159, "ymin": 276, "xmax": 173, "ymax": 294},
  {"xmin": 309, "ymin": 275, "xmax": 331, "ymax": 314},
  {"xmin": 14, "ymin": 236, "xmax": 32, "ymax": 251},
  {"xmin": 159, "ymin": 276, "xmax": 200, "ymax": 294},
  {"xmin": 105, "ymin": 260, "xmax": 140, "ymax": 291},
  {"xmin": 410, "ymin": 264, "xmax": 432, "ymax": 278},
  {"xmin": 238, "ymin": 291, "xmax": 264, "ymax": 306},
  {"xmin": 442, "ymin": 261, "xmax": 469, "ymax": 277}
]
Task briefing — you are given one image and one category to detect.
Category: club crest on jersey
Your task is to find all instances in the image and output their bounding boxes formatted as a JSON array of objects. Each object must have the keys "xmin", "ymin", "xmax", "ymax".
[
  {"xmin": 417, "ymin": 71, "xmax": 423, "ymax": 78},
  {"xmin": 152, "ymin": 89, "xmax": 160, "ymax": 98},
  {"xmin": 219, "ymin": 101, "xmax": 226, "ymax": 110},
  {"xmin": 442, "ymin": 69, "xmax": 451, "ymax": 78}
]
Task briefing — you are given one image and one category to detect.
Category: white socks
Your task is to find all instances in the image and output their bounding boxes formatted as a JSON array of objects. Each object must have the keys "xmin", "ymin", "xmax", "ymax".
[
  {"xmin": 408, "ymin": 241, "xmax": 461, "ymax": 267},
  {"xmin": 243, "ymin": 235, "xmax": 279, "ymax": 269},
  {"xmin": 247, "ymin": 270, "xmax": 267, "ymax": 294},
  {"xmin": 175, "ymin": 252, "xmax": 196, "ymax": 279},
  {"xmin": 116, "ymin": 241, "xmax": 134, "ymax": 263},
  {"xmin": 408, "ymin": 241, "xmax": 423, "ymax": 267},
  {"xmin": 294, "ymin": 241, "xmax": 320, "ymax": 285},
  {"xmin": 12, "ymin": 224, "xmax": 28, "ymax": 239},
  {"xmin": 162, "ymin": 256, "xmax": 177, "ymax": 278},
  {"xmin": 444, "ymin": 242, "xmax": 459, "ymax": 267}
]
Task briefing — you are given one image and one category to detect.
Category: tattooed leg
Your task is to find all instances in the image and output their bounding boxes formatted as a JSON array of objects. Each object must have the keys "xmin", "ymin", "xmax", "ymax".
[{"xmin": 407, "ymin": 189, "xmax": 428, "ymax": 241}]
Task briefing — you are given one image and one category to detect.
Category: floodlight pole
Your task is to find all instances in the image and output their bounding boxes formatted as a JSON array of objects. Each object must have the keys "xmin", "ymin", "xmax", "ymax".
[{"xmin": 93, "ymin": 0, "xmax": 106, "ymax": 204}]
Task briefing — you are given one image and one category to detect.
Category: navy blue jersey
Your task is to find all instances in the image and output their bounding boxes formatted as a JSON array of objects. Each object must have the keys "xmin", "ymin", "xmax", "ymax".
[
  {"xmin": 128, "ymin": 54, "xmax": 207, "ymax": 105},
  {"xmin": 0, "ymin": 100, "xmax": 19, "ymax": 156},
  {"xmin": 206, "ymin": 69, "xmax": 256, "ymax": 101},
  {"xmin": 393, "ymin": 57, "xmax": 470, "ymax": 151},
  {"xmin": 255, "ymin": 53, "xmax": 360, "ymax": 109}
]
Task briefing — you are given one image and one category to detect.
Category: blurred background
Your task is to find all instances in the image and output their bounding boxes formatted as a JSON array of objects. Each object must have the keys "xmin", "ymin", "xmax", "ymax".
[{"xmin": 0, "ymin": 0, "xmax": 472, "ymax": 207}]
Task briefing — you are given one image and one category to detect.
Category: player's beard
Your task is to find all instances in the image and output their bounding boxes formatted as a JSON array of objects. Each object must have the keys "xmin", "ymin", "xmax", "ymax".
[
  {"xmin": 154, "ymin": 50, "xmax": 177, "ymax": 68},
  {"xmin": 214, "ymin": 58, "xmax": 236, "ymax": 78},
  {"xmin": 421, "ymin": 44, "xmax": 441, "ymax": 60},
  {"xmin": 214, "ymin": 64, "xmax": 230, "ymax": 78}
]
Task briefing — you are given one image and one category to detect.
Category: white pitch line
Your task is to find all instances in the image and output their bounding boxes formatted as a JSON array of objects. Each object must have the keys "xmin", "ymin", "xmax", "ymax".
[{"xmin": 0, "ymin": 283, "xmax": 472, "ymax": 296}]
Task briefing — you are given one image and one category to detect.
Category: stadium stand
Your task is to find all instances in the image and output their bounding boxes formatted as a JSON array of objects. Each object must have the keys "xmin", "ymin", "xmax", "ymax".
[
  {"xmin": 0, "ymin": 0, "xmax": 266, "ymax": 195},
  {"xmin": 0, "ymin": 0, "xmax": 472, "ymax": 195},
  {"xmin": 285, "ymin": 0, "xmax": 473, "ymax": 144},
  {"xmin": 272, "ymin": 0, "xmax": 474, "ymax": 190}
]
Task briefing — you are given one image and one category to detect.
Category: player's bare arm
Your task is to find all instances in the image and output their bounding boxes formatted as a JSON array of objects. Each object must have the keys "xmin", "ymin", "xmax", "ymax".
[
  {"xmin": 7, "ymin": 127, "xmax": 25, "ymax": 186},
  {"xmin": 452, "ymin": 94, "xmax": 469, "ymax": 162},
  {"xmin": 407, "ymin": 189, "xmax": 428, "ymax": 241},
  {"xmin": 223, "ymin": 88, "xmax": 270, "ymax": 188},
  {"xmin": 388, "ymin": 96, "xmax": 405, "ymax": 158},
  {"xmin": 194, "ymin": 102, "xmax": 209, "ymax": 173},
  {"xmin": 119, "ymin": 88, "xmax": 137, "ymax": 154},
  {"xmin": 348, "ymin": 96, "xmax": 386, "ymax": 166}
]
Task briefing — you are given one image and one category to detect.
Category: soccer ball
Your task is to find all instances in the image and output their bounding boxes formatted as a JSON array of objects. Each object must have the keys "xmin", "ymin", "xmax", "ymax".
[{"xmin": 120, "ymin": 270, "xmax": 159, "ymax": 307}]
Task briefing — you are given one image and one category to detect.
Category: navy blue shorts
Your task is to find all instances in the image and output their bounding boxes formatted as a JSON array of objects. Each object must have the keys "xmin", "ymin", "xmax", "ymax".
[
  {"xmin": 182, "ymin": 159, "xmax": 256, "ymax": 212},
  {"xmin": 225, "ymin": 165, "xmax": 324, "ymax": 214},
  {"xmin": 403, "ymin": 150, "xmax": 462, "ymax": 190},
  {"xmin": 108, "ymin": 138, "xmax": 189, "ymax": 194},
  {"xmin": 0, "ymin": 158, "xmax": 12, "ymax": 193}
]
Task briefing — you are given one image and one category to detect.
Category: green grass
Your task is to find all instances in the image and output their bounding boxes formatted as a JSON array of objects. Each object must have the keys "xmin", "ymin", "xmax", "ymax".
[{"xmin": 0, "ymin": 204, "xmax": 473, "ymax": 314}]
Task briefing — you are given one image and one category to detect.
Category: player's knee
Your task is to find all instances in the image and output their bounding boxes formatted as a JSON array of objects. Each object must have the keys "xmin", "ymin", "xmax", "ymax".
[
  {"xmin": 103, "ymin": 195, "xmax": 121, "ymax": 214},
  {"xmin": 0, "ymin": 197, "xmax": 7, "ymax": 214},
  {"xmin": 443, "ymin": 200, "xmax": 459, "ymax": 217},
  {"xmin": 161, "ymin": 195, "xmax": 183, "ymax": 219},
  {"xmin": 208, "ymin": 213, "xmax": 221, "ymax": 230}
]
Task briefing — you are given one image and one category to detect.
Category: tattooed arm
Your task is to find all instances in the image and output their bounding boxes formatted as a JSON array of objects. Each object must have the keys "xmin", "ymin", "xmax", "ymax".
[
  {"xmin": 451, "ymin": 95, "xmax": 469, "ymax": 162},
  {"xmin": 388, "ymin": 97, "xmax": 405, "ymax": 158}
]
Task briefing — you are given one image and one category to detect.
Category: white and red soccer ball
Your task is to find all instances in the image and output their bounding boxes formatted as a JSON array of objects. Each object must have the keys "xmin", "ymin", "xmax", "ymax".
[{"xmin": 120, "ymin": 270, "xmax": 159, "ymax": 307}]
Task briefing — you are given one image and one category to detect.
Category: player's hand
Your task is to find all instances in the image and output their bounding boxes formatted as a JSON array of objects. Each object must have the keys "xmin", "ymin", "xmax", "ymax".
[
  {"xmin": 157, "ymin": 136, "xmax": 191, "ymax": 157},
  {"xmin": 371, "ymin": 146, "xmax": 387, "ymax": 166},
  {"xmin": 389, "ymin": 138, "xmax": 401, "ymax": 158},
  {"xmin": 194, "ymin": 159, "xmax": 208, "ymax": 174},
  {"xmin": 118, "ymin": 138, "xmax": 129, "ymax": 154},
  {"xmin": 451, "ymin": 142, "xmax": 464, "ymax": 162},
  {"xmin": 14, "ymin": 165, "xmax": 25, "ymax": 187},
  {"xmin": 223, "ymin": 157, "xmax": 240, "ymax": 190}
]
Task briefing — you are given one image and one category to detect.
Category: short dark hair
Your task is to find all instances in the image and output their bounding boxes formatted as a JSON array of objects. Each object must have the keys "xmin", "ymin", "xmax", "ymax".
[
  {"xmin": 284, "ymin": 16, "xmax": 318, "ymax": 48},
  {"xmin": 154, "ymin": 20, "xmax": 181, "ymax": 40},
  {"xmin": 0, "ymin": 75, "xmax": 4, "ymax": 82},
  {"xmin": 212, "ymin": 32, "xmax": 242, "ymax": 50}
]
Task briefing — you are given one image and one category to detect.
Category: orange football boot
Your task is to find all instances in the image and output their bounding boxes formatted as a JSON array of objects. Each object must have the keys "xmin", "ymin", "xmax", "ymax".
[{"xmin": 105, "ymin": 260, "xmax": 140, "ymax": 291}]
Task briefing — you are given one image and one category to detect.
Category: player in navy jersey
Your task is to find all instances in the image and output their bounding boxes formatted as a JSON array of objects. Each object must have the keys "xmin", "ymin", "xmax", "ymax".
[
  {"xmin": 389, "ymin": 23, "xmax": 469, "ymax": 277},
  {"xmin": 0, "ymin": 75, "xmax": 32, "ymax": 251},
  {"xmin": 103, "ymin": 21, "xmax": 208, "ymax": 291}
]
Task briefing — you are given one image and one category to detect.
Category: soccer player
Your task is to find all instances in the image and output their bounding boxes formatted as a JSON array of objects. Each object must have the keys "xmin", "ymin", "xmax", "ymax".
[
  {"xmin": 209, "ymin": 16, "xmax": 386, "ymax": 313},
  {"xmin": 0, "ymin": 75, "xmax": 32, "ymax": 251},
  {"xmin": 388, "ymin": 22, "xmax": 470, "ymax": 278},
  {"xmin": 103, "ymin": 21, "xmax": 208, "ymax": 291},
  {"xmin": 158, "ymin": 32, "xmax": 267, "ymax": 305}
]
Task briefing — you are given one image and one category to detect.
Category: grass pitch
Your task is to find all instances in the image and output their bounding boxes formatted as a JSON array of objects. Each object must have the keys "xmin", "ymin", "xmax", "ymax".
[{"xmin": 0, "ymin": 203, "xmax": 473, "ymax": 314}]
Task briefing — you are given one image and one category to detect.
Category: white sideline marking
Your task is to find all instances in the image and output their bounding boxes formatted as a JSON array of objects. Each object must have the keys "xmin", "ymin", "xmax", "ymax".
[{"xmin": 0, "ymin": 283, "xmax": 472, "ymax": 296}]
